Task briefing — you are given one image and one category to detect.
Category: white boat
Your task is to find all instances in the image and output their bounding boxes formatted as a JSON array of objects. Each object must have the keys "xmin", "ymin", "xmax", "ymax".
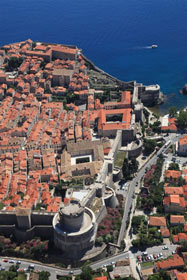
[{"xmin": 152, "ymin": 44, "xmax": 158, "ymax": 48}]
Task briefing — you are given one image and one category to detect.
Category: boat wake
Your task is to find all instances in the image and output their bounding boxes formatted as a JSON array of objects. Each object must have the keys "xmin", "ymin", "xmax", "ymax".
[{"xmin": 133, "ymin": 45, "xmax": 156, "ymax": 50}]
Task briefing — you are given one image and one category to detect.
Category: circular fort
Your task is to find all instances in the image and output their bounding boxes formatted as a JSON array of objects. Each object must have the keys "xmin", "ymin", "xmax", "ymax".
[{"xmin": 53, "ymin": 201, "xmax": 96, "ymax": 259}]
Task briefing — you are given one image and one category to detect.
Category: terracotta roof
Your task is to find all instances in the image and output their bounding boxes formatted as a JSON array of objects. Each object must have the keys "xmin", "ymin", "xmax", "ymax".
[
  {"xmin": 170, "ymin": 215, "xmax": 185, "ymax": 224},
  {"xmin": 164, "ymin": 187, "xmax": 183, "ymax": 196},
  {"xmin": 149, "ymin": 216, "xmax": 166, "ymax": 227},
  {"xmin": 155, "ymin": 254, "xmax": 184, "ymax": 270},
  {"xmin": 160, "ymin": 228, "xmax": 170, "ymax": 237},
  {"xmin": 165, "ymin": 170, "xmax": 181, "ymax": 179},
  {"xmin": 176, "ymin": 272, "xmax": 187, "ymax": 280},
  {"xmin": 179, "ymin": 135, "xmax": 187, "ymax": 146},
  {"xmin": 94, "ymin": 277, "xmax": 107, "ymax": 280}
]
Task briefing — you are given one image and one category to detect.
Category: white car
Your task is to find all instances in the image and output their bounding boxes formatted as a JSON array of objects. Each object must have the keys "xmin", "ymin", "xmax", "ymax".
[
  {"xmin": 172, "ymin": 250, "xmax": 176, "ymax": 254},
  {"xmin": 162, "ymin": 246, "xmax": 168, "ymax": 250}
]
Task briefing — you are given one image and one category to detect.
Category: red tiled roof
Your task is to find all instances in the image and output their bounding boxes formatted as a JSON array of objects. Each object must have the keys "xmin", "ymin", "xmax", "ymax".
[
  {"xmin": 170, "ymin": 215, "xmax": 185, "ymax": 225},
  {"xmin": 149, "ymin": 216, "xmax": 166, "ymax": 227},
  {"xmin": 155, "ymin": 254, "xmax": 184, "ymax": 270},
  {"xmin": 176, "ymin": 272, "xmax": 187, "ymax": 280},
  {"xmin": 160, "ymin": 228, "xmax": 170, "ymax": 237}
]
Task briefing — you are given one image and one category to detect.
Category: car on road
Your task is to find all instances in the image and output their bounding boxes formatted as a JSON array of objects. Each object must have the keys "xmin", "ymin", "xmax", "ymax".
[
  {"xmin": 162, "ymin": 246, "xmax": 168, "ymax": 250},
  {"xmin": 69, "ymin": 271, "xmax": 73, "ymax": 275},
  {"xmin": 28, "ymin": 264, "xmax": 35, "ymax": 270},
  {"xmin": 111, "ymin": 261, "xmax": 115, "ymax": 265},
  {"xmin": 9, "ymin": 260, "xmax": 15, "ymax": 264},
  {"xmin": 1, "ymin": 267, "xmax": 5, "ymax": 271},
  {"xmin": 16, "ymin": 261, "xmax": 21, "ymax": 265},
  {"xmin": 3, "ymin": 259, "xmax": 8, "ymax": 263}
]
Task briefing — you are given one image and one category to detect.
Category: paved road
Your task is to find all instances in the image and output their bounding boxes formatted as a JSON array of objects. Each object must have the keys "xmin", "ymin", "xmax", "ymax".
[{"xmin": 0, "ymin": 252, "xmax": 130, "ymax": 279}]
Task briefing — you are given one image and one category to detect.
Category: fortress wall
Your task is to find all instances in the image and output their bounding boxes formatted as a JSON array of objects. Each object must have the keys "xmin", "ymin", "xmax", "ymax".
[
  {"xmin": 0, "ymin": 212, "xmax": 17, "ymax": 225},
  {"xmin": 0, "ymin": 225, "xmax": 15, "ymax": 236},
  {"xmin": 81, "ymin": 54, "xmax": 135, "ymax": 89},
  {"xmin": 15, "ymin": 225, "xmax": 53, "ymax": 241},
  {"xmin": 31, "ymin": 212, "xmax": 54, "ymax": 225},
  {"xmin": 128, "ymin": 140, "xmax": 142, "ymax": 158},
  {"xmin": 82, "ymin": 189, "xmax": 96, "ymax": 208},
  {"xmin": 34, "ymin": 225, "xmax": 53, "ymax": 239},
  {"xmin": 122, "ymin": 129, "xmax": 135, "ymax": 145},
  {"xmin": 95, "ymin": 203, "xmax": 107, "ymax": 225}
]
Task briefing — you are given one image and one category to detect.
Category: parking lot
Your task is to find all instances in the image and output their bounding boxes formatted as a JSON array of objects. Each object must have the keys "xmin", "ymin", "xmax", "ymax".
[{"xmin": 136, "ymin": 245, "xmax": 177, "ymax": 264}]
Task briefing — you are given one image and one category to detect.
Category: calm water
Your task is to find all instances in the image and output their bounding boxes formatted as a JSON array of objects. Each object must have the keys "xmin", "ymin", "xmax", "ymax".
[{"xmin": 1, "ymin": 0, "xmax": 187, "ymax": 113}]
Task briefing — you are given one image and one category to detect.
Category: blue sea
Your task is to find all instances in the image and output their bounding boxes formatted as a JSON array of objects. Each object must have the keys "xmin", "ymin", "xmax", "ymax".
[{"xmin": 1, "ymin": 0, "xmax": 187, "ymax": 113}]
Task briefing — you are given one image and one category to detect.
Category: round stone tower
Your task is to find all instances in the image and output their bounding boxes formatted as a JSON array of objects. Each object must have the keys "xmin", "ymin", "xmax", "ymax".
[
  {"xmin": 59, "ymin": 202, "xmax": 84, "ymax": 232},
  {"xmin": 53, "ymin": 201, "xmax": 96, "ymax": 259}
]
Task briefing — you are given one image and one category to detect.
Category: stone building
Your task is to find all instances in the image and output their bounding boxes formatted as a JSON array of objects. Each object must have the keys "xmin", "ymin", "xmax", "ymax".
[{"xmin": 53, "ymin": 200, "xmax": 96, "ymax": 259}]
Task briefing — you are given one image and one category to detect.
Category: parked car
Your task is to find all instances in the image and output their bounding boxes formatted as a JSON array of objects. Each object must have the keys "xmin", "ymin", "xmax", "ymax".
[
  {"xmin": 28, "ymin": 264, "xmax": 35, "ymax": 270},
  {"xmin": 137, "ymin": 256, "xmax": 141, "ymax": 261},
  {"xmin": 153, "ymin": 254, "xmax": 157, "ymax": 259},
  {"xmin": 162, "ymin": 246, "xmax": 168, "ymax": 250},
  {"xmin": 159, "ymin": 253, "xmax": 163, "ymax": 258}
]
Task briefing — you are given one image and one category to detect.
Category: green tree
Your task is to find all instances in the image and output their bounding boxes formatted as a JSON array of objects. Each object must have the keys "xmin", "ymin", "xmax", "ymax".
[
  {"xmin": 148, "ymin": 271, "xmax": 171, "ymax": 280},
  {"xmin": 95, "ymin": 237, "xmax": 103, "ymax": 246},
  {"xmin": 5, "ymin": 57, "xmax": 23, "ymax": 71},
  {"xmin": 143, "ymin": 139, "xmax": 157, "ymax": 155},
  {"xmin": 168, "ymin": 106, "xmax": 177, "ymax": 117},
  {"xmin": 180, "ymin": 240, "xmax": 187, "ymax": 252},
  {"xmin": 122, "ymin": 158, "xmax": 131, "ymax": 180},
  {"xmin": 177, "ymin": 109, "xmax": 187, "ymax": 130},
  {"xmin": 105, "ymin": 234, "xmax": 112, "ymax": 243},
  {"xmin": 80, "ymin": 265, "xmax": 93, "ymax": 280},
  {"xmin": 168, "ymin": 162, "xmax": 180, "ymax": 170},
  {"xmin": 107, "ymin": 265, "xmax": 113, "ymax": 272},
  {"xmin": 39, "ymin": 271, "xmax": 51, "ymax": 280},
  {"xmin": 129, "ymin": 158, "xmax": 139, "ymax": 174}
]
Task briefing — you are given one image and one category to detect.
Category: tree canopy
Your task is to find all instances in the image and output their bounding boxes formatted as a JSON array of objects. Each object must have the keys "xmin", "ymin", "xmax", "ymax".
[
  {"xmin": 176, "ymin": 109, "xmax": 187, "ymax": 130},
  {"xmin": 143, "ymin": 139, "xmax": 157, "ymax": 155},
  {"xmin": 168, "ymin": 106, "xmax": 177, "ymax": 117},
  {"xmin": 80, "ymin": 264, "xmax": 93, "ymax": 280}
]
